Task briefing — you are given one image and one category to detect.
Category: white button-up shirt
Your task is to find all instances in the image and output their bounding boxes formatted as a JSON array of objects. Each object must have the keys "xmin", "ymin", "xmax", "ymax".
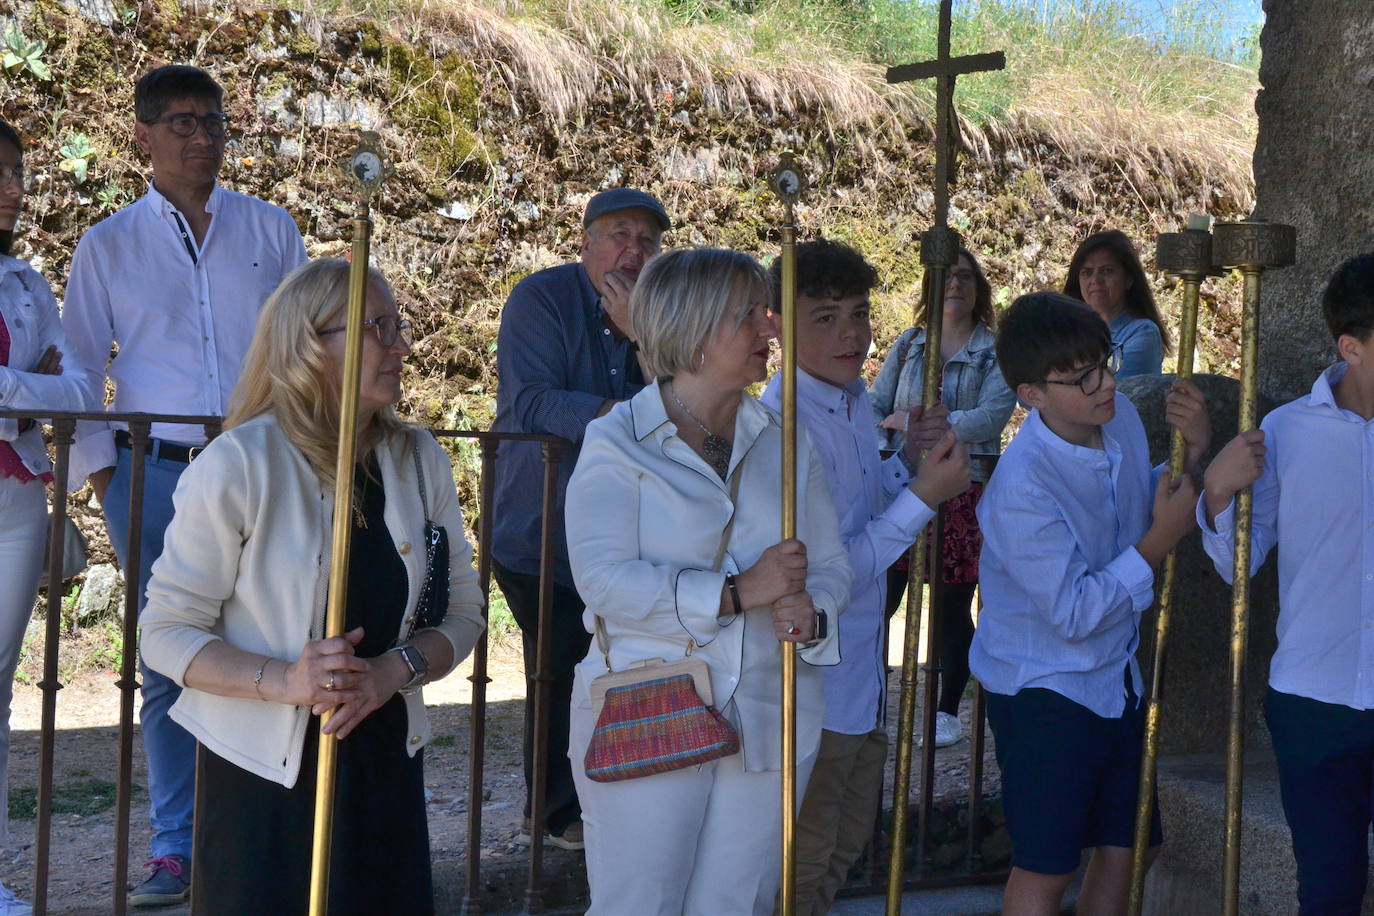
[
  {"xmin": 61, "ymin": 183, "xmax": 307, "ymax": 484},
  {"xmin": 1199, "ymin": 362, "xmax": 1374, "ymax": 710},
  {"xmin": 970, "ymin": 393, "xmax": 1158, "ymax": 718},
  {"xmin": 762, "ymin": 370, "xmax": 932, "ymax": 734}
]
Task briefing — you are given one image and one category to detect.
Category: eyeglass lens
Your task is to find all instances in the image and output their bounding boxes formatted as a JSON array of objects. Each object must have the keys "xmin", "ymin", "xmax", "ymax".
[
  {"xmin": 0, "ymin": 164, "xmax": 24, "ymax": 188},
  {"xmin": 165, "ymin": 113, "xmax": 230, "ymax": 138}
]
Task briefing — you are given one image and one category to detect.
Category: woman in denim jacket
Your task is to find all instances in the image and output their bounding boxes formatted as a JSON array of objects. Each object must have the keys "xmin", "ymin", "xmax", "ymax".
[
  {"xmin": 1063, "ymin": 229, "xmax": 1171, "ymax": 378},
  {"xmin": 869, "ymin": 247, "xmax": 1014, "ymax": 748}
]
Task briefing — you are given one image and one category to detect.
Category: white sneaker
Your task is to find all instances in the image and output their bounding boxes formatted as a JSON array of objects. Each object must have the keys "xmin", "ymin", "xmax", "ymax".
[
  {"xmin": 0, "ymin": 881, "xmax": 32, "ymax": 916},
  {"xmin": 933, "ymin": 711, "xmax": 963, "ymax": 748}
]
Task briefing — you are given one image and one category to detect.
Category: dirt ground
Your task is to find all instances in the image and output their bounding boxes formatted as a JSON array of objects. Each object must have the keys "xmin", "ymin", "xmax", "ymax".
[{"xmin": 3, "ymin": 615, "xmax": 997, "ymax": 915}]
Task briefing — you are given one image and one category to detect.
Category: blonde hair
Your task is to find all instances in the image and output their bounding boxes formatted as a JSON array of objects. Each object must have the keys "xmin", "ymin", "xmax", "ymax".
[
  {"xmin": 631, "ymin": 247, "xmax": 768, "ymax": 378},
  {"xmin": 226, "ymin": 259, "xmax": 410, "ymax": 485}
]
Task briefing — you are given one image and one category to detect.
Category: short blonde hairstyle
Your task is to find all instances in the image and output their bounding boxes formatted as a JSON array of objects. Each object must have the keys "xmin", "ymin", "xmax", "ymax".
[
  {"xmin": 226, "ymin": 258, "xmax": 410, "ymax": 485},
  {"xmin": 631, "ymin": 247, "xmax": 768, "ymax": 378}
]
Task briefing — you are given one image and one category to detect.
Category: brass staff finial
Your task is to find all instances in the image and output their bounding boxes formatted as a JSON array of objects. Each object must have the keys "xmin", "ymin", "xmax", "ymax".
[{"xmin": 344, "ymin": 131, "xmax": 393, "ymax": 207}]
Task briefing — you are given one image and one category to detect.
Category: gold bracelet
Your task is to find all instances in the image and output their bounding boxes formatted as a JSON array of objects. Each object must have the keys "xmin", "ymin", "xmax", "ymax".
[{"xmin": 253, "ymin": 657, "xmax": 271, "ymax": 701}]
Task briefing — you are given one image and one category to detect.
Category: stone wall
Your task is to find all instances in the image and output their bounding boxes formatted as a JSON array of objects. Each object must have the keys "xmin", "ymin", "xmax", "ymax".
[{"xmin": 1254, "ymin": 0, "xmax": 1374, "ymax": 402}]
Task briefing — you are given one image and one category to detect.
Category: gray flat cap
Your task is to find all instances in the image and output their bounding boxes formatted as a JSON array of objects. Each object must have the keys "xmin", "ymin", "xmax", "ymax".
[{"xmin": 583, "ymin": 188, "xmax": 671, "ymax": 231}]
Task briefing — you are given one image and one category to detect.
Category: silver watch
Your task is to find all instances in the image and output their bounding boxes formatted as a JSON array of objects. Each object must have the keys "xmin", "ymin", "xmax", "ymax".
[{"xmin": 389, "ymin": 644, "xmax": 429, "ymax": 693}]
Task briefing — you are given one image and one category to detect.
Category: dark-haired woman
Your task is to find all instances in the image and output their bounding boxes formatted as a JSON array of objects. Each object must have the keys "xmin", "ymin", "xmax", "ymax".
[
  {"xmin": 869, "ymin": 248, "xmax": 1014, "ymax": 748},
  {"xmin": 0, "ymin": 120, "xmax": 97, "ymax": 915},
  {"xmin": 1063, "ymin": 229, "xmax": 1171, "ymax": 378}
]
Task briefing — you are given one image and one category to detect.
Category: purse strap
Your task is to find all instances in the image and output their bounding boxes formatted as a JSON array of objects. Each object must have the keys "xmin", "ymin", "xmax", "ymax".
[
  {"xmin": 595, "ymin": 463, "xmax": 744, "ymax": 671},
  {"xmin": 412, "ymin": 433, "xmax": 431, "ymax": 521}
]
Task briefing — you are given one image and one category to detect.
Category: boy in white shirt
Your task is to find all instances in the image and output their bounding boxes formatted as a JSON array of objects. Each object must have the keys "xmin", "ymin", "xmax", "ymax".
[
  {"xmin": 969, "ymin": 292, "xmax": 1209, "ymax": 915},
  {"xmin": 1199, "ymin": 253, "xmax": 1374, "ymax": 914},
  {"xmin": 761, "ymin": 239, "xmax": 970, "ymax": 914}
]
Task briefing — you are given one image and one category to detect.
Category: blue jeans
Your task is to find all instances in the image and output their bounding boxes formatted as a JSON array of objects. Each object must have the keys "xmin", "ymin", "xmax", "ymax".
[{"xmin": 103, "ymin": 445, "xmax": 196, "ymax": 861}]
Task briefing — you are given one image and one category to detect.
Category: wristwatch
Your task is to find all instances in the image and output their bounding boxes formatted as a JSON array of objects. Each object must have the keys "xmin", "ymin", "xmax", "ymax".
[
  {"xmin": 803, "ymin": 609, "xmax": 829, "ymax": 649},
  {"xmin": 389, "ymin": 644, "xmax": 430, "ymax": 694}
]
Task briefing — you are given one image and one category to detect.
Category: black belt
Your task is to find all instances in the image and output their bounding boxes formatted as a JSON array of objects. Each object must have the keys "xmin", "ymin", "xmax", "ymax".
[{"xmin": 114, "ymin": 429, "xmax": 203, "ymax": 463}]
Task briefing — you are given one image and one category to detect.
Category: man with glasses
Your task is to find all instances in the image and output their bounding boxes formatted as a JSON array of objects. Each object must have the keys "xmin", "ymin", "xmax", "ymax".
[
  {"xmin": 967, "ymin": 292, "xmax": 1209, "ymax": 916},
  {"xmin": 491, "ymin": 188, "xmax": 669, "ymax": 852},
  {"xmin": 62, "ymin": 64, "xmax": 307, "ymax": 907}
]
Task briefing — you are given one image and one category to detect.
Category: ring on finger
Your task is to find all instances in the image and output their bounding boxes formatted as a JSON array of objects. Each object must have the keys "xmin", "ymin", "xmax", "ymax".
[
  {"xmin": 324, "ymin": 674, "xmax": 336, "ymax": 691},
  {"xmin": 787, "ymin": 625, "xmax": 801, "ymax": 636}
]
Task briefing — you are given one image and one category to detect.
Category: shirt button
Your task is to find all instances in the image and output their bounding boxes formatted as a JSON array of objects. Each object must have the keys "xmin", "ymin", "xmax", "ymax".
[
  {"xmin": 611, "ymin": 368, "xmax": 617, "ymax": 375},
  {"xmin": 399, "ymin": 541, "xmax": 412, "ymax": 554},
  {"xmin": 603, "ymin": 328, "xmax": 610, "ymax": 336}
]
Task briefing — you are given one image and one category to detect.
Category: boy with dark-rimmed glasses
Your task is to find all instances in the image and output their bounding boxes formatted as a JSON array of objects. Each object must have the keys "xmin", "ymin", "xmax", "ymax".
[{"xmin": 969, "ymin": 292, "xmax": 1210, "ymax": 915}]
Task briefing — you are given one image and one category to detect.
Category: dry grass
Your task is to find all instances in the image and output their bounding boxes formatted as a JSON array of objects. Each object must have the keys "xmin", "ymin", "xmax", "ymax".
[{"xmin": 301, "ymin": 0, "xmax": 1258, "ymax": 205}]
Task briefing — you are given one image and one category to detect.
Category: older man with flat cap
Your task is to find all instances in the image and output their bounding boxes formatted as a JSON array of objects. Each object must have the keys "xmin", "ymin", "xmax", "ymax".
[{"xmin": 491, "ymin": 187, "xmax": 668, "ymax": 850}]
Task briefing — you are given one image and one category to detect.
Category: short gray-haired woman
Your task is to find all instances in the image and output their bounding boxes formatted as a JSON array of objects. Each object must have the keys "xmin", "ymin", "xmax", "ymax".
[
  {"xmin": 140, "ymin": 259, "xmax": 485, "ymax": 915},
  {"xmin": 565, "ymin": 247, "xmax": 853, "ymax": 915}
]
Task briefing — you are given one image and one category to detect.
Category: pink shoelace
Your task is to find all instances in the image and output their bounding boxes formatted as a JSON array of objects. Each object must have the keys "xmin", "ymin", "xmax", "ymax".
[{"xmin": 143, "ymin": 856, "xmax": 184, "ymax": 878}]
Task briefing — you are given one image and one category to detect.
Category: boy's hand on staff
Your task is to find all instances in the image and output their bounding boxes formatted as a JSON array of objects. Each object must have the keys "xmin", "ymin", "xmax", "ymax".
[
  {"xmin": 901, "ymin": 404, "xmax": 952, "ymax": 465},
  {"xmin": 771, "ymin": 590, "xmax": 816, "ymax": 644},
  {"xmin": 910, "ymin": 429, "xmax": 971, "ymax": 508},
  {"xmin": 33, "ymin": 344, "xmax": 63, "ymax": 375},
  {"xmin": 735, "ymin": 539, "xmax": 807, "ymax": 610},
  {"xmin": 1202, "ymin": 430, "xmax": 1267, "ymax": 526},
  {"xmin": 1136, "ymin": 472, "xmax": 1199, "ymax": 567},
  {"xmin": 1165, "ymin": 378, "xmax": 1212, "ymax": 472}
]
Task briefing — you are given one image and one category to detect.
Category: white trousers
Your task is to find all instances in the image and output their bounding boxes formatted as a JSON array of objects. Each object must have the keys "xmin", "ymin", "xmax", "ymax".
[
  {"xmin": 570, "ymin": 698, "xmax": 818, "ymax": 916},
  {"xmin": 0, "ymin": 476, "xmax": 47, "ymax": 845}
]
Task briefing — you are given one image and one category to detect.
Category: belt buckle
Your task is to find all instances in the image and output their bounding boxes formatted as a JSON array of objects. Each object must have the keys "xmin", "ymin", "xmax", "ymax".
[{"xmin": 187, "ymin": 446, "xmax": 204, "ymax": 462}]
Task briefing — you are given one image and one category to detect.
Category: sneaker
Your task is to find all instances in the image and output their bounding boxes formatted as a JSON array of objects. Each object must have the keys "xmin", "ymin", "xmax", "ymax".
[
  {"xmin": 515, "ymin": 817, "xmax": 586, "ymax": 851},
  {"xmin": 128, "ymin": 855, "xmax": 189, "ymax": 908},
  {"xmin": 0, "ymin": 881, "xmax": 32, "ymax": 916},
  {"xmin": 934, "ymin": 711, "xmax": 963, "ymax": 748}
]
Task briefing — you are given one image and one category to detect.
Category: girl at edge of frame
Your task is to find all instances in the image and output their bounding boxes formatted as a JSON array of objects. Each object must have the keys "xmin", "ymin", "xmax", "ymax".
[
  {"xmin": 1063, "ymin": 228, "xmax": 1172, "ymax": 379},
  {"xmin": 0, "ymin": 119, "xmax": 98, "ymax": 916},
  {"xmin": 138, "ymin": 259, "xmax": 486, "ymax": 915},
  {"xmin": 564, "ymin": 247, "xmax": 851, "ymax": 916},
  {"xmin": 868, "ymin": 246, "xmax": 1016, "ymax": 749}
]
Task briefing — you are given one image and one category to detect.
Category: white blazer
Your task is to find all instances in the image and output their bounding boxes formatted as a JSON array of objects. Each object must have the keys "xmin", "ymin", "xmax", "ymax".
[
  {"xmin": 140, "ymin": 414, "xmax": 486, "ymax": 787},
  {"xmin": 566, "ymin": 379, "xmax": 853, "ymax": 771},
  {"xmin": 0, "ymin": 255, "xmax": 98, "ymax": 474}
]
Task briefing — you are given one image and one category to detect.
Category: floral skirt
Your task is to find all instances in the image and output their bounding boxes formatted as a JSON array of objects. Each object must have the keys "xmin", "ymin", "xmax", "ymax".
[{"xmin": 892, "ymin": 480, "xmax": 984, "ymax": 585}]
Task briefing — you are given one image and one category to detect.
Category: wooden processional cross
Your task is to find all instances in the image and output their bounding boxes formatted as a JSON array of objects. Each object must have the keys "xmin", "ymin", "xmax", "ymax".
[{"xmin": 881, "ymin": 3, "xmax": 1003, "ymax": 911}]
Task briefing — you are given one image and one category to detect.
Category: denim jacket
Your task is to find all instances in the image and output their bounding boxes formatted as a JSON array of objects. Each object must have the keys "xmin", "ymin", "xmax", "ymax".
[{"xmin": 868, "ymin": 323, "xmax": 1014, "ymax": 481}]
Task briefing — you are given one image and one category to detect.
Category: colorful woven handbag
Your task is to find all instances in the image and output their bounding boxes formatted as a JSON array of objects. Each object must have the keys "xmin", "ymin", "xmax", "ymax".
[{"xmin": 582, "ymin": 464, "xmax": 744, "ymax": 783}]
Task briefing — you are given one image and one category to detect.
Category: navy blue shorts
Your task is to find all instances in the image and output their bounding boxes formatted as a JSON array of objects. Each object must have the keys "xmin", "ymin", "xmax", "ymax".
[
  {"xmin": 1266, "ymin": 687, "xmax": 1374, "ymax": 915},
  {"xmin": 985, "ymin": 680, "xmax": 1162, "ymax": 875}
]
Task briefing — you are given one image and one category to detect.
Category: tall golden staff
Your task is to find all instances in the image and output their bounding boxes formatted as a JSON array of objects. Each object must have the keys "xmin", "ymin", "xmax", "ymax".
[
  {"xmin": 770, "ymin": 152, "xmax": 804, "ymax": 916},
  {"xmin": 308, "ymin": 133, "xmax": 392, "ymax": 916},
  {"xmin": 1210, "ymin": 218, "xmax": 1294, "ymax": 916},
  {"xmin": 1128, "ymin": 216, "xmax": 1215, "ymax": 913},
  {"xmin": 884, "ymin": 5, "xmax": 1001, "ymax": 907}
]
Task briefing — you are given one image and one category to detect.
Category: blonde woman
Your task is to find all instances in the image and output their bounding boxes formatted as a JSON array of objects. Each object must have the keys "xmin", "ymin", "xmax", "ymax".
[
  {"xmin": 140, "ymin": 259, "xmax": 485, "ymax": 915},
  {"xmin": 565, "ymin": 247, "xmax": 853, "ymax": 915}
]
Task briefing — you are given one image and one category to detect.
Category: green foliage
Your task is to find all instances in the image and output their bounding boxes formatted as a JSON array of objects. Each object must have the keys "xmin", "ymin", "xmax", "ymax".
[
  {"xmin": 429, "ymin": 733, "xmax": 457, "ymax": 748},
  {"xmin": 95, "ymin": 183, "xmax": 135, "ymax": 212},
  {"xmin": 487, "ymin": 587, "xmax": 517, "ymax": 642},
  {"xmin": 58, "ymin": 132, "xmax": 97, "ymax": 185},
  {"xmin": 9, "ymin": 778, "xmax": 140, "ymax": 820},
  {"xmin": 2, "ymin": 22, "xmax": 51, "ymax": 82}
]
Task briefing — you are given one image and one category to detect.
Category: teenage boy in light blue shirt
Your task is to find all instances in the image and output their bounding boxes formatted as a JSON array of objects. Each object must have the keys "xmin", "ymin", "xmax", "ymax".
[
  {"xmin": 969, "ymin": 292, "xmax": 1210, "ymax": 916},
  {"xmin": 1199, "ymin": 253, "xmax": 1374, "ymax": 914},
  {"xmin": 762, "ymin": 239, "xmax": 971, "ymax": 914}
]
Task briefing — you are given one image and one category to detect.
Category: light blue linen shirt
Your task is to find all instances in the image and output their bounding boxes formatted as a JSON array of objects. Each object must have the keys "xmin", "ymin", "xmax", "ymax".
[
  {"xmin": 1110, "ymin": 312, "xmax": 1164, "ymax": 379},
  {"xmin": 1198, "ymin": 362, "xmax": 1374, "ymax": 710},
  {"xmin": 969, "ymin": 392, "xmax": 1158, "ymax": 717},
  {"xmin": 762, "ymin": 370, "xmax": 934, "ymax": 734}
]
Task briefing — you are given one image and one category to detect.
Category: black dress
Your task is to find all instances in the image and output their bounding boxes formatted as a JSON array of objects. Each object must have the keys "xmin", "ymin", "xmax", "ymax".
[{"xmin": 194, "ymin": 457, "xmax": 433, "ymax": 915}]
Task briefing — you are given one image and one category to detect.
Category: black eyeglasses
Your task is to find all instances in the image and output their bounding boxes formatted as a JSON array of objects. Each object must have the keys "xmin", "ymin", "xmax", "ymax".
[
  {"xmin": 320, "ymin": 315, "xmax": 414, "ymax": 348},
  {"xmin": 150, "ymin": 112, "xmax": 231, "ymax": 138},
  {"xmin": 0, "ymin": 163, "xmax": 25, "ymax": 190},
  {"xmin": 1043, "ymin": 345, "xmax": 1124, "ymax": 396}
]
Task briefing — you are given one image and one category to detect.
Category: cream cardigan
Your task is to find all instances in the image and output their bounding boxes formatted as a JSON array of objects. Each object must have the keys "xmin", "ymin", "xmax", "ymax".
[{"xmin": 140, "ymin": 414, "xmax": 486, "ymax": 787}]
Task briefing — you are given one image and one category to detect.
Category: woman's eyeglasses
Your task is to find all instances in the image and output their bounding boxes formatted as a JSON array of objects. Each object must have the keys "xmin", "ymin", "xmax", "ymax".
[
  {"xmin": 0, "ymin": 164, "xmax": 26, "ymax": 189},
  {"xmin": 320, "ymin": 315, "xmax": 414, "ymax": 348},
  {"xmin": 1042, "ymin": 345, "xmax": 1124, "ymax": 396}
]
